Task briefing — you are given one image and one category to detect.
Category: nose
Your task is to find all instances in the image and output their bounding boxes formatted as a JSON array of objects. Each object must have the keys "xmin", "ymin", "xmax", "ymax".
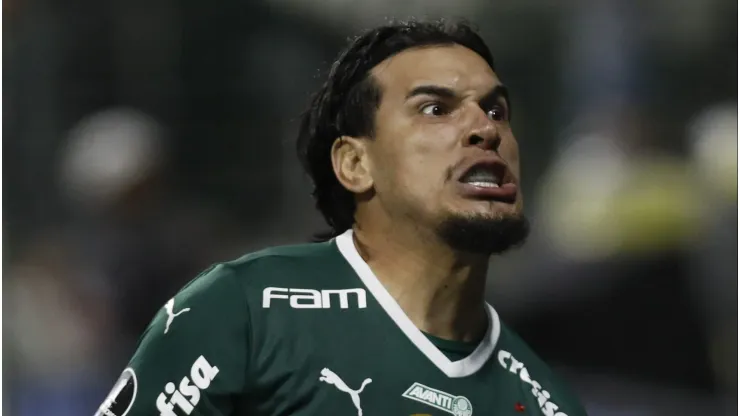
[
  {"xmin": 462, "ymin": 107, "xmax": 501, "ymax": 151},
  {"xmin": 463, "ymin": 121, "xmax": 501, "ymax": 152}
]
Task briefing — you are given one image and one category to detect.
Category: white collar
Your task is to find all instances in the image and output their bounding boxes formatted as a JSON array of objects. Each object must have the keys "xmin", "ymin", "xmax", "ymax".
[{"xmin": 335, "ymin": 229, "xmax": 501, "ymax": 378}]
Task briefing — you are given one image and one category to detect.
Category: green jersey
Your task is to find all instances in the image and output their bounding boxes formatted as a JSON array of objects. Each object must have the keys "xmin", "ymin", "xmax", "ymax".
[{"xmin": 96, "ymin": 230, "xmax": 587, "ymax": 416}]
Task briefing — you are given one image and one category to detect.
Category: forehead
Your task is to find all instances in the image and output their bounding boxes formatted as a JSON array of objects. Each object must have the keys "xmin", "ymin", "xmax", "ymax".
[{"xmin": 370, "ymin": 44, "xmax": 500, "ymax": 96}]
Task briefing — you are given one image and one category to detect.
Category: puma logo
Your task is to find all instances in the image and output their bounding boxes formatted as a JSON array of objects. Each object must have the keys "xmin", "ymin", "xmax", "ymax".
[
  {"xmin": 319, "ymin": 368, "xmax": 372, "ymax": 416},
  {"xmin": 163, "ymin": 298, "xmax": 190, "ymax": 334}
]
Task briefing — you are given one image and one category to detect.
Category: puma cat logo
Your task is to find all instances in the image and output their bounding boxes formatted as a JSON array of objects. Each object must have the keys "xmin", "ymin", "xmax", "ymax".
[{"xmin": 319, "ymin": 368, "xmax": 372, "ymax": 416}]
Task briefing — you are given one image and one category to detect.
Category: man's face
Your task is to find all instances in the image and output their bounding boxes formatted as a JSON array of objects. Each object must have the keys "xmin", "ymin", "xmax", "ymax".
[{"xmin": 365, "ymin": 44, "xmax": 527, "ymax": 253}]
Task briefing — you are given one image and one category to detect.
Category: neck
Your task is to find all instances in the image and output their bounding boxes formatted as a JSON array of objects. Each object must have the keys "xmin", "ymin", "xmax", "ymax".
[{"xmin": 352, "ymin": 220, "xmax": 490, "ymax": 343}]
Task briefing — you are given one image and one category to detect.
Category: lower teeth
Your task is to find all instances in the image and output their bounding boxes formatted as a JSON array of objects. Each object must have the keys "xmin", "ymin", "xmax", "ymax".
[{"xmin": 468, "ymin": 181, "xmax": 499, "ymax": 188}]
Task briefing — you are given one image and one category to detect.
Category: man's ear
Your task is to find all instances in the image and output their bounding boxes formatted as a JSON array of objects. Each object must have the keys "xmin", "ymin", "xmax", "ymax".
[{"xmin": 330, "ymin": 136, "xmax": 373, "ymax": 193}]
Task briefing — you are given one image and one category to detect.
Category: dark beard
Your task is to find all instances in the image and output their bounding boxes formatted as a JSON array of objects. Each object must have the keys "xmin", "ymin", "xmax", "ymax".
[{"xmin": 437, "ymin": 213, "xmax": 530, "ymax": 255}]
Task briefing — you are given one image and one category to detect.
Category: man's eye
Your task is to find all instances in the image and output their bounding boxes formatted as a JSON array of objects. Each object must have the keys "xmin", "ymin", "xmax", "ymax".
[
  {"xmin": 487, "ymin": 106, "xmax": 507, "ymax": 121},
  {"xmin": 420, "ymin": 103, "xmax": 448, "ymax": 116}
]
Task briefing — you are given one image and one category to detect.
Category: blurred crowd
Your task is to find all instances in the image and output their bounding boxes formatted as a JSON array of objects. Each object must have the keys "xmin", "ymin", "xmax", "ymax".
[{"xmin": 3, "ymin": 0, "xmax": 737, "ymax": 415}]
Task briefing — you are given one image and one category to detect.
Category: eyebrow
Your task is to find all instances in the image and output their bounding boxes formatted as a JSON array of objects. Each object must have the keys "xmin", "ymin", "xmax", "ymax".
[
  {"xmin": 480, "ymin": 85, "xmax": 512, "ymax": 119},
  {"xmin": 480, "ymin": 85, "xmax": 510, "ymax": 109},
  {"xmin": 405, "ymin": 84, "xmax": 511, "ymax": 112},
  {"xmin": 405, "ymin": 85, "xmax": 459, "ymax": 100}
]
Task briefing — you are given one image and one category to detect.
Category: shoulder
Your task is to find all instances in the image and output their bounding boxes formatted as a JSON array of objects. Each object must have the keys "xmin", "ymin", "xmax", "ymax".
[
  {"xmin": 138, "ymin": 240, "xmax": 340, "ymax": 335},
  {"xmin": 103, "ymin": 241, "xmax": 344, "ymax": 416},
  {"xmin": 226, "ymin": 239, "xmax": 340, "ymax": 276},
  {"xmin": 177, "ymin": 240, "xmax": 341, "ymax": 298},
  {"xmin": 154, "ymin": 240, "xmax": 347, "ymax": 325},
  {"xmin": 496, "ymin": 323, "xmax": 589, "ymax": 416},
  {"xmin": 496, "ymin": 324, "xmax": 554, "ymax": 374}
]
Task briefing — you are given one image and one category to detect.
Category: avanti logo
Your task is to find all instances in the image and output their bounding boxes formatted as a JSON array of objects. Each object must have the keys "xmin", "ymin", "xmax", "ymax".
[{"xmin": 402, "ymin": 382, "xmax": 472, "ymax": 416}]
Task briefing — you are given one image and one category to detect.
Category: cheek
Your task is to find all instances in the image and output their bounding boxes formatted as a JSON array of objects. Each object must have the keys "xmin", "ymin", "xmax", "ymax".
[
  {"xmin": 401, "ymin": 131, "xmax": 457, "ymax": 187},
  {"xmin": 503, "ymin": 139, "xmax": 525, "ymax": 208},
  {"xmin": 501, "ymin": 136, "xmax": 521, "ymax": 177},
  {"xmin": 371, "ymin": 117, "xmax": 461, "ymax": 202}
]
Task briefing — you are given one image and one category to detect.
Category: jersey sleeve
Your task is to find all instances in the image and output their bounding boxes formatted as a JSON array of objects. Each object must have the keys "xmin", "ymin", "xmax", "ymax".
[{"xmin": 95, "ymin": 263, "xmax": 250, "ymax": 416}]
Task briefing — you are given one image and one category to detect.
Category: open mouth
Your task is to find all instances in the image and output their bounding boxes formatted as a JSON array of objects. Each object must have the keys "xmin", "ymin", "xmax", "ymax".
[
  {"xmin": 457, "ymin": 159, "xmax": 517, "ymax": 202},
  {"xmin": 458, "ymin": 160, "xmax": 510, "ymax": 187},
  {"xmin": 459, "ymin": 164, "xmax": 505, "ymax": 188}
]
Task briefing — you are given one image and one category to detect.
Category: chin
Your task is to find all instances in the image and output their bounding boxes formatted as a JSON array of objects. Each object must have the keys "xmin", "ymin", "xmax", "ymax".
[
  {"xmin": 454, "ymin": 205, "xmax": 522, "ymax": 226},
  {"xmin": 435, "ymin": 210, "xmax": 530, "ymax": 255}
]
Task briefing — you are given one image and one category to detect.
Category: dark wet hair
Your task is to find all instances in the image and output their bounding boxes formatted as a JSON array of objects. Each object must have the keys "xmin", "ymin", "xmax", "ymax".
[{"xmin": 296, "ymin": 19, "xmax": 495, "ymax": 241}]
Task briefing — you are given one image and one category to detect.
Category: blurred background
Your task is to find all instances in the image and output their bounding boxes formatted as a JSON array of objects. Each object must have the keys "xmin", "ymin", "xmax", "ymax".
[{"xmin": 2, "ymin": 0, "xmax": 737, "ymax": 414}]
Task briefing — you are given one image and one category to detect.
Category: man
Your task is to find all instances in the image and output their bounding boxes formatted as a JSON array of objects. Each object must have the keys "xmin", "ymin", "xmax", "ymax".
[{"xmin": 96, "ymin": 19, "xmax": 587, "ymax": 416}]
